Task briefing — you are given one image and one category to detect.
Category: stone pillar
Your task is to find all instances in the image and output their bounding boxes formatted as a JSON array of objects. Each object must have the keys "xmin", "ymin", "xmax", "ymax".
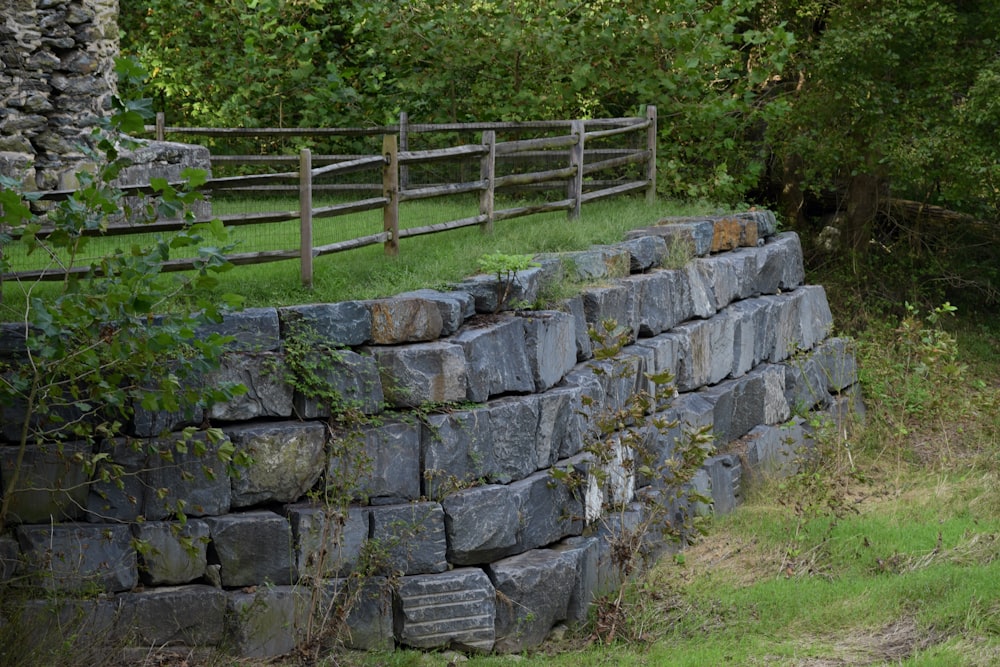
[{"xmin": 0, "ymin": 0, "xmax": 119, "ymax": 190}]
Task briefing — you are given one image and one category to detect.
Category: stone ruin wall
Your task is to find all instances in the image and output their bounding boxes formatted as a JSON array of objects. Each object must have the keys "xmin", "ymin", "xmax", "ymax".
[
  {"xmin": 0, "ymin": 212, "xmax": 865, "ymax": 659},
  {"xmin": 0, "ymin": 0, "xmax": 211, "ymax": 204},
  {"xmin": 0, "ymin": 0, "xmax": 119, "ymax": 189}
]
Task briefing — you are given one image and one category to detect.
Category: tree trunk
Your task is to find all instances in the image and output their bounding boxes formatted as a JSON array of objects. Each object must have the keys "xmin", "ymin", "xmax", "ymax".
[{"xmin": 843, "ymin": 172, "xmax": 883, "ymax": 255}]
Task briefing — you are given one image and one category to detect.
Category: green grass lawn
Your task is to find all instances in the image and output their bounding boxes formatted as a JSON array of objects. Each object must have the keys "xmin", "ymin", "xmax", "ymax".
[{"xmin": 0, "ymin": 194, "xmax": 723, "ymax": 318}]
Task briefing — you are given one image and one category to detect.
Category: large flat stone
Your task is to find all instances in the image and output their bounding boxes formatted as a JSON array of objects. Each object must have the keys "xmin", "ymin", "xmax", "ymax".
[
  {"xmin": 0, "ymin": 441, "xmax": 90, "ymax": 524},
  {"xmin": 453, "ymin": 316, "xmax": 534, "ymax": 402},
  {"xmin": 369, "ymin": 502, "xmax": 448, "ymax": 576},
  {"xmin": 205, "ymin": 511, "xmax": 293, "ymax": 587},
  {"xmin": 323, "ymin": 576, "xmax": 394, "ymax": 650},
  {"xmin": 226, "ymin": 586, "xmax": 301, "ymax": 658},
  {"xmin": 509, "ymin": 468, "xmax": 583, "ymax": 552},
  {"xmin": 17, "ymin": 523, "xmax": 137, "ymax": 593},
  {"xmin": 368, "ymin": 296, "xmax": 444, "ymax": 344},
  {"xmin": 143, "ymin": 431, "xmax": 232, "ymax": 520},
  {"xmin": 291, "ymin": 348, "xmax": 384, "ymax": 418},
  {"xmin": 371, "ymin": 341, "xmax": 467, "ymax": 407},
  {"xmin": 420, "ymin": 407, "xmax": 494, "ymax": 500},
  {"xmin": 134, "ymin": 519, "xmax": 210, "ymax": 586},
  {"xmin": 489, "ymin": 548, "xmax": 578, "ymax": 652},
  {"xmin": 118, "ymin": 585, "xmax": 228, "ymax": 647},
  {"xmin": 278, "ymin": 301, "xmax": 372, "ymax": 347},
  {"xmin": 673, "ymin": 311, "xmax": 736, "ymax": 391},
  {"xmin": 396, "ymin": 289, "xmax": 475, "ymax": 336},
  {"xmin": 394, "ymin": 568, "xmax": 496, "ymax": 652},
  {"xmin": 288, "ymin": 503, "xmax": 369, "ymax": 579},
  {"xmin": 332, "ymin": 419, "xmax": 421, "ymax": 503},
  {"xmin": 519, "ymin": 310, "xmax": 577, "ymax": 392},
  {"xmin": 207, "ymin": 352, "xmax": 294, "ymax": 421},
  {"xmin": 442, "ymin": 484, "xmax": 519, "ymax": 565},
  {"xmin": 195, "ymin": 307, "xmax": 281, "ymax": 352},
  {"xmin": 619, "ymin": 235, "xmax": 669, "ymax": 272},
  {"xmin": 225, "ymin": 421, "xmax": 325, "ymax": 508},
  {"xmin": 485, "ymin": 397, "xmax": 540, "ymax": 482}
]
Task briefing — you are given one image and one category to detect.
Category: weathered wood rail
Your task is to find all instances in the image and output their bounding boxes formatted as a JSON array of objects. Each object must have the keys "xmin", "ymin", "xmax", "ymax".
[{"xmin": 4, "ymin": 108, "xmax": 657, "ymax": 287}]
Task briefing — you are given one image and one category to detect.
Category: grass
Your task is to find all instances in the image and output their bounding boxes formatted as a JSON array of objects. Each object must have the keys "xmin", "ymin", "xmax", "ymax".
[{"xmin": 0, "ymin": 194, "xmax": 724, "ymax": 319}]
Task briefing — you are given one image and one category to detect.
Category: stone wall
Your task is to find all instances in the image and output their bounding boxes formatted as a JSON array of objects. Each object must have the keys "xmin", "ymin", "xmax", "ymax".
[
  {"xmin": 0, "ymin": 211, "xmax": 863, "ymax": 660},
  {"xmin": 0, "ymin": 0, "xmax": 118, "ymax": 189}
]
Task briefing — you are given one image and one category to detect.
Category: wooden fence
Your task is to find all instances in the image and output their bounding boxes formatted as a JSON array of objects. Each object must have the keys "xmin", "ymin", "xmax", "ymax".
[{"xmin": 4, "ymin": 108, "xmax": 657, "ymax": 288}]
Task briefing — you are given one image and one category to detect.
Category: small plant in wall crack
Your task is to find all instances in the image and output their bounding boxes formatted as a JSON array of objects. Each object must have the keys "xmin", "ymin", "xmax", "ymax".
[{"xmin": 477, "ymin": 251, "xmax": 539, "ymax": 313}]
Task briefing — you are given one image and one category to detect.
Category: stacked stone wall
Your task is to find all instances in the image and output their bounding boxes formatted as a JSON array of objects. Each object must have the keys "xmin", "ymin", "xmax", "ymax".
[{"xmin": 0, "ymin": 211, "xmax": 863, "ymax": 659}]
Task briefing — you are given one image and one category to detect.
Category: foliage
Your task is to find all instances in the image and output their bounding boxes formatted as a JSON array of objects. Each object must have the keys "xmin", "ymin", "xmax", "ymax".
[
  {"xmin": 0, "ymin": 68, "xmax": 246, "ymax": 533},
  {"xmin": 120, "ymin": 0, "xmax": 794, "ymax": 202},
  {"xmin": 764, "ymin": 0, "xmax": 1000, "ymax": 238}
]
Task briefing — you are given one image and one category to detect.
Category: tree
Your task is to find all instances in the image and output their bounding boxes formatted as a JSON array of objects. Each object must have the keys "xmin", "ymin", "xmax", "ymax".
[{"xmin": 763, "ymin": 0, "xmax": 1000, "ymax": 254}]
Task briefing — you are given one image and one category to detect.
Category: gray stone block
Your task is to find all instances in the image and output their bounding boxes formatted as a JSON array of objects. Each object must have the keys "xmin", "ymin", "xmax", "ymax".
[
  {"xmin": 797, "ymin": 285, "xmax": 835, "ymax": 352},
  {"xmin": 683, "ymin": 262, "xmax": 718, "ymax": 319},
  {"xmin": 451, "ymin": 265, "xmax": 546, "ymax": 313},
  {"xmin": 205, "ymin": 511, "xmax": 293, "ymax": 587},
  {"xmin": 784, "ymin": 353, "xmax": 832, "ymax": 413},
  {"xmin": 624, "ymin": 219, "xmax": 715, "ymax": 257},
  {"xmin": 369, "ymin": 502, "xmax": 448, "ymax": 576},
  {"xmin": 207, "ymin": 351, "xmax": 294, "ymax": 421},
  {"xmin": 730, "ymin": 298, "xmax": 772, "ymax": 378},
  {"xmin": 489, "ymin": 547, "xmax": 578, "ymax": 652},
  {"xmin": 0, "ymin": 441, "xmax": 90, "ymax": 524},
  {"xmin": 552, "ymin": 246, "xmax": 631, "ymax": 281},
  {"xmin": 814, "ymin": 337, "xmax": 859, "ymax": 392},
  {"xmin": 520, "ymin": 310, "xmax": 577, "ymax": 392},
  {"xmin": 0, "ymin": 534, "xmax": 18, "ymax": 583},
  {"xmin": 87, "ymin": 438, "xmax": 146, "ymax": 523},
  {"xmin": 737, "ymin": 209, "xmax": 778, "ymax": 239},
  {"xmin": 372, "ymin": 341, "xmax": 467, "ymax": 407},
  {"xmin": 292, "ymin": 348, "xmax": 384, "ymax": 418},
  {"xmin": 704, "ymin": 454, "xmax": 742, "ymax": 515},
  {"xmin": 580, "ymin": 284, "xmax": 635, "ymax": 340},
  {"xmin": 226, "ymin": 586, "xmax": 301, "ymax": 658},
  {"xmin": 368, "ymin": 296, "xmax": 444, "ymax": 344},
  {"xmin": 397, "ymin": 289, "xmax": 475, "ymax": 335},
  {"xmin": 323, "ymin": 576, "xmax": 394, "ymax": 651},
  {"xmin": 118, "ymin": 585, "xmax": 228, "ymax": 647},
  {"xmin": 764, "ymin": 292, "xmax": 803, "ymax": 363},
  {"xmin": 134, "ymin": 519, "xmax": 209, "ymax": 586},
  {"xmin": 288, "ymin": 503, "xmax": 369, "ymax": 579},
  {"xmin": 442, "ymin": 484, "xmax": 519, "ymax": 565},
  {"xmin": 618, "ymin": 235, "xmax": 668, "ymax": 272},
  {"xmin": 335, "ymin": 419, "xmax": 421, "ymax": 503},
  {"xmin": 0, "ymin": 322, "xmax": 27, "ymax": 359},
  {"xmin": 421, "ymin": 408, "xmax": 493, "ymax": 499},
  {"xmin": 17, "ymin": 523, "xmax": 137, "ymax": 593},
  {"xmin": 534, "ymin": 386, "xmax": 585, "ymax": 463},
  {"xmin": 10, "ymin": 598, "xmax": 121, "ymax": 661},
  {"xmin": 673, "ymin": 311, "xmax": 735, "ymax": 391},
  {"xmin": 225, "ymin": 421, "xmax": 325, "ymax": 508},
  {"xmin": 143, "ymin": 431, "xmax": 232, "ymax": 520},
  {"xmin": 559, "ymin": 294, "xmax": 594, "ymax": 361},
  {"xmin": 486, "ymin": 397, "xmax": 541, "ymax": 482},
  {"xmin": 551, "ymin": 536, "xmax": 599, "ymax": 623},
  {"xmin": 509, "ymin": 468, "xmax": 583, "ymax": 552},
  {"xmin": 394, "ymin": 567, "xmax": 496, "ymax": 652},
  {"xmin": 278, "ymin": 301, "xmax": 372, "ymax": 347},
  {"xmin": 196, "ymin": 307, "xmax": 281, "ymax": 352},
  {"xmin": 736, "ymin": 422, "xmax": 802, "ymax": 480},
  {"xmin": 453, "ymin": 316, "xmax": 534, "ymax": 402},
  {"xmin": 756, "ymin": 232, "xmax": 805, "ymax": 295},
  {"xmin": 624, "ymin": 270, "xmax": 690, "ymax": 336}
]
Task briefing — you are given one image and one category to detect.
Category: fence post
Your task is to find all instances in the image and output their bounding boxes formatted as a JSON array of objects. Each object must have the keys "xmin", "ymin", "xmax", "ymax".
[
  {"xmin": 645, "ymin": 105, "xmax": 657, "ymax": 203},
  {"xmin": 383, "ymin": 134, "xmax": 400, "ymax": 256},
  {"xmin": 568, "ymin": 120, "xmax": 585, "ymax": 220},
  {"xmin": 299, "ymin": 148, "xmax": 313, "ymax": 288},
  {"xmin": 399, "ymin": 112, "xmax": 409, "ymax": 192},
  {"xmin": 155, "ymin": 112, "xmax": 165, "ymax": 142},
  {"xmin": 480, "ymin": 130, "xmax": 495, "ymax": 234}
]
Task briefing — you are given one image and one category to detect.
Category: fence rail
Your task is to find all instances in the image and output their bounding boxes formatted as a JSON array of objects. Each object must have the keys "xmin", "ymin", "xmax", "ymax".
[{"xmin": 3, "ymin": 107, "xmax": 657, "ymax": 287}]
